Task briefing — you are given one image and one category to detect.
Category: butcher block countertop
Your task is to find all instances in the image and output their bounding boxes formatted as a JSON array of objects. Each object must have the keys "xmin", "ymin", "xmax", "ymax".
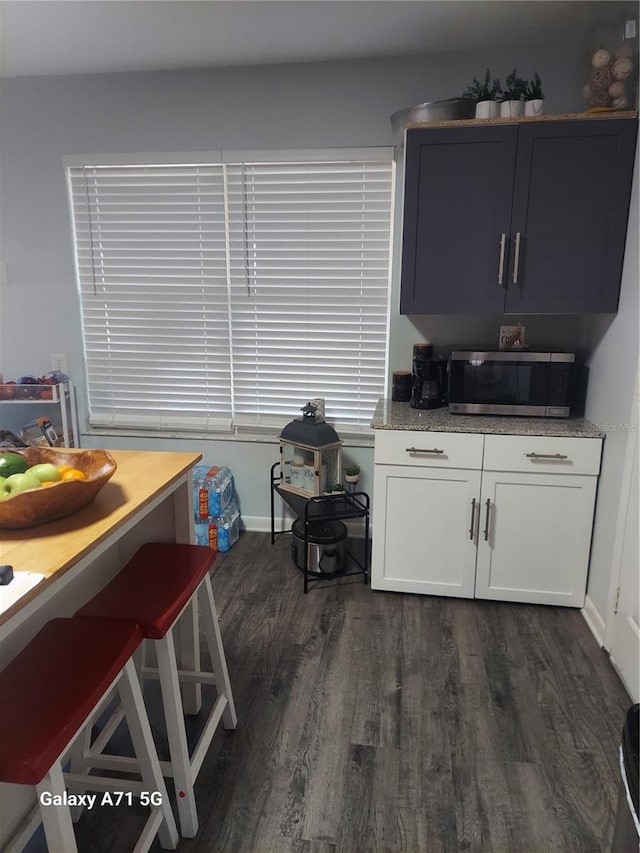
[
  {"xmin": 371, "ymin": 400, "xmax": 604, "ymax": 438},
  {"xmin": 0, "ymin": 449, "xmax": 201, "ymax": 627}
]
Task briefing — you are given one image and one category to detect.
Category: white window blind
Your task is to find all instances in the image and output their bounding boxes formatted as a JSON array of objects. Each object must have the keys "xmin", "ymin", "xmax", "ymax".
[
  {"xmin": 67, "ymin": 151, "xmax": 393, "ymax": 433},
  {"xmin": 68, "ymin": 163, "xmax": 233, "ymax": 430}
]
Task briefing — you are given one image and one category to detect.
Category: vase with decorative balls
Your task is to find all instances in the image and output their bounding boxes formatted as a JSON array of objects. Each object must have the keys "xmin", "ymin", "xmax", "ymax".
[{"xmin": 584, "ymin": 42, "xmax": 635, "ymax": 111}]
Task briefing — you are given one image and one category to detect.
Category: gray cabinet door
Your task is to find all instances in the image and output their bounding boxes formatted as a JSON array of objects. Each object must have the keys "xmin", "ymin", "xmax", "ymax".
[
  {"xmin": 505, "ymin": 119, "xmax": 637, "ymax": 314},
  {"xmin": 400, "ymin": 125, "xmax": 517, "ymax": 314}
]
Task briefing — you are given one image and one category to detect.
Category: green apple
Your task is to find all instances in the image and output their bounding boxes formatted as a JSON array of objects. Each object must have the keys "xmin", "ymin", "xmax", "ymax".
[
  {"xmin": 27, "ymin": 463, "xmax": 61, "ymax": 483},
  {"xmin": 0, "ymin": 476, "xmax": 7, "ymax": 499},
  {"xmin": 4, "ymin": 472, "xmax": 42, "ymax": 495}
]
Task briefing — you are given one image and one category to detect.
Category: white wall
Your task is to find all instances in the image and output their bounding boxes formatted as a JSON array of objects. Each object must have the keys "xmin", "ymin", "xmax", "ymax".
[{"xmin": 584, "ymin": 153, "xmax": 639, "ymax": 629}]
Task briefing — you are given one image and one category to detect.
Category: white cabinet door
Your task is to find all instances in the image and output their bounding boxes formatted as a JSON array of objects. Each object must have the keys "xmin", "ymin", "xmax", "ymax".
[
  {"xmin": 475, "ymin": 471, "xmax": 598, "ymax": 607},
  {"xmin": 371, "ymin": 465, "xmax": 480, "ymax": 597}
]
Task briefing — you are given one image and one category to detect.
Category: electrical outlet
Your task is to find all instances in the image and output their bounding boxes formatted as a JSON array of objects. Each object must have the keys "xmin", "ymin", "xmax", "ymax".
[
  {"xmin": 625, "ymin": 19, "xmax": 637, "ymax": 39},
  {"xmin": 51, "ymin": 353, "xmax": 68, "ymax": 374}
]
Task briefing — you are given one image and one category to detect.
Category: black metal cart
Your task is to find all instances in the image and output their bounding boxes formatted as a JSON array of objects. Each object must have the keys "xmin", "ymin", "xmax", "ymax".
[{"xmin": 269, "ymin": 461, "xmax": 370, "ymax": 593}]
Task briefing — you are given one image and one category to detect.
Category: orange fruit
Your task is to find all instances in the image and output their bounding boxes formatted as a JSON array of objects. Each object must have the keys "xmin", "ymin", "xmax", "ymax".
[
  {"xmin": 41, "ymin": 481, "xmax": 58, "ymax": 488},
  {"xmin": 61, "ymin": 468, "xmax": 87, "ymax": 481},
  {"xmin": 57, "ymin": 465, "xmax": 73, "ymax": 475}
]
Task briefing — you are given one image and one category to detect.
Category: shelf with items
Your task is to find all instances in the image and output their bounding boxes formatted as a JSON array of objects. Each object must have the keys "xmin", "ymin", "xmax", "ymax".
[
  {"xmin": 0, "ymin": 381, "xmax": 79, "ymax": 448},
  {"xmin": 270, "ymin": 462, "xmax": 370, "ymax": 593}
]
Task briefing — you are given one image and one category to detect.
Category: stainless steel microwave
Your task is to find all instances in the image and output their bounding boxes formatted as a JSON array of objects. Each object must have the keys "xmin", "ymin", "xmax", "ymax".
[{"xmin": 448, "ymin": 351, "xmax": 586, "ymax": 418}]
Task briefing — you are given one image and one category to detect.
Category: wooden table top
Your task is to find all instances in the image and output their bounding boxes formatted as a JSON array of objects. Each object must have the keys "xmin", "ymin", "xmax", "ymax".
[{"xmin": 0, "ymin": 449, "xmax": 201, "ymax": 626}]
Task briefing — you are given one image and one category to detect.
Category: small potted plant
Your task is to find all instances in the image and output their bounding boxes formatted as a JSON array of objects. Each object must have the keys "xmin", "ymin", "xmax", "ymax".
[
  {"xmin": 524, "ymin": 72, "xmax": 544, "ymax": 116},
  {"xmin": 344, "ymin": 464, "xmax": 361, "ymax": 485},
  {"xmin": 500, "ymin": 68, "xmax": 527, "ymax": 117},
  {"xmin": 464, "ymin": 68, "xmax": 502, "ymax": 119}
]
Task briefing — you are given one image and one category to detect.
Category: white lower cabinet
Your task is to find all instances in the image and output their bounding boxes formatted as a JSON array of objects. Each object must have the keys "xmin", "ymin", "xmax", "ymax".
[
  {"xmin": 474, "ymin": 471, "xmax": 598, "ymax": 607},
  {"xmin": 372, "ymin": 465, "xmax": 480, "ymax": 597},
  {"xmin": 371, "ymin": 429, "xmax": 603, "ymax": 607}
]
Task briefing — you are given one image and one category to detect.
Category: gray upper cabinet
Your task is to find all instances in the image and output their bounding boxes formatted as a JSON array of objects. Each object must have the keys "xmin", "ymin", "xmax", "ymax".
[{"xmin": 400, "ymin": 117, "xmax": 638, "ymax": 315}]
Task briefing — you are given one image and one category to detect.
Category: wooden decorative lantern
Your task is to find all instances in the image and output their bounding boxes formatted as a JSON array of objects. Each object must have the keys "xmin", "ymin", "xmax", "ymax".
[{"xmin": 279, "ymin": 407, "xmax": 342, "ymax": 498}]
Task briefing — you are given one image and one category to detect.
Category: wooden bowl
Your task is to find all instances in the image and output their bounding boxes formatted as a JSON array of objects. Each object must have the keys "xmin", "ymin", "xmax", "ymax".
[{"xmin": 0, "ymin": 447, "xmax": 117, "ymax": 529}]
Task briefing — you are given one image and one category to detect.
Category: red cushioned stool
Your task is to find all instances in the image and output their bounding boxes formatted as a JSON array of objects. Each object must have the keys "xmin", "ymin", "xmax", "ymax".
[
  {"xmin": 0, "ymin": 616, "xmax": 178, "ymax": 853},
  {"xmin": 76, "ymin": 542, "xmax": 237, "ymax": 838}
]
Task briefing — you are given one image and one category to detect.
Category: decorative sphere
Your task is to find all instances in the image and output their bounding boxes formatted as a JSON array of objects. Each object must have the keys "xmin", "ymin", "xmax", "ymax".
[
  {"xmin": 608, "ymin": 81, "xmax": 626, "ymax": 98},
  {"xmin": 611, "ymin": 95, "xmax": 629, "ymax": 109},
  {"xmin": 612, "ymin": 57, "xmax": 634, "ymax": 80},
  {"xmin": 591, "ymin": 48, "xmax": 611, "ymax": 69}
]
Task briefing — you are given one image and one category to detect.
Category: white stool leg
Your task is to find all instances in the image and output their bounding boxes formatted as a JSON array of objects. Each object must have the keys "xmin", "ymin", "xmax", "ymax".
[
  {"xmin": 155, "ymin": 630, "xmax": 199, "ymax": 838},
  {"xmin": 68, "ymin": 724, "xmax": 92, "ymax": 822},
  {"xmin": 200, "ymin": 574, "xmax": 237, "ymax": 729},
  {"xmin": 118, "ymin": 659, "xmax": 179, "ymax": 851},
  {"xmin": 175, "ymin": 597, "xmax": 202, "ymax": 714},
  {"xmin": 36, "ymin": 762, "xmax": 78, "ymax": 853}
]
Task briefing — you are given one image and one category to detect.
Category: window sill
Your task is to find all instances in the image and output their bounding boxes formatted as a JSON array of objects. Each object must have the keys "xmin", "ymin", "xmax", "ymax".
[{"xmin": 81, "ymin": 427, "xmax": 375, "ymax": 449}]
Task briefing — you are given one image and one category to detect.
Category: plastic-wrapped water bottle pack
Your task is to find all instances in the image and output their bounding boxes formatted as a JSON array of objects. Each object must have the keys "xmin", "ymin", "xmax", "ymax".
[{"xmin": 192, "ymin": 465, "xmax": 241, "ymax": 552}]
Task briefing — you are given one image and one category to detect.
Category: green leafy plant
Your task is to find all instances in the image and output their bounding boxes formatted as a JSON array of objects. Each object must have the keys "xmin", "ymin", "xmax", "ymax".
[
  {"xmin": 464, "ymin": 68, "xmax": 502, "ymax": 102},
  {"xmin": 502, "ymin": 68, "xmax": 528, "ymax": 101},
  {"xmin": 525, "ymin": 72, "xmax": 544, "ymax": 100},
  {"xmin": 328, "ymin": 483, "xmax": 345, "ymax": 492},
  {"xmin": 344, "ymin": 465, "xmax": 360, "ymax": 477}
]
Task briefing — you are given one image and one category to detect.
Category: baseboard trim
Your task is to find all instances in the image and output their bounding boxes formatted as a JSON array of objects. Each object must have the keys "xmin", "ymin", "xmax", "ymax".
[
  {"xmin": 582, "ymin": 595, "xmax": 606, "ymax": 648},
  {"xmin": 240, "ymin": 515, "xmax": 279, "ymax": 533}
]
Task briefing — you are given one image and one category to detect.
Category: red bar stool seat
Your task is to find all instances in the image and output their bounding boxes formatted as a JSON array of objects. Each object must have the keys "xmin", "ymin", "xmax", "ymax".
[
  {"xmin": 0, "ymin": 616, "xmax": 178, "ymax": 853},
  {"xmin": 76, "ymin": 542, "xmax": 237, "ymax": 838}
]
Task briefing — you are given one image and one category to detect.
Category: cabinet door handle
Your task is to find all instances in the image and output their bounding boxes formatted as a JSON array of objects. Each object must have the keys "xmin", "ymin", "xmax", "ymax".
[
  {"xmin": 525, "ymin": 452, "xmax": 569, "ymax": 460},
  {"xmin": 406, "ymin": 446, "xmax": 445, "ymax": 455},
  {"xmin": 469, "ymin": 497, "xmax": 477, "ymax": 540},
  {"xmin": 483, "ymin": 498, "xmax": 491, "ymax": 542},
  {"xmin": 497, "ymin": 233, "xmax": 507, "ymax": 286},
  {"xmin": 512, "ymin": 232, "xmax": 521, "ymax": 284}
]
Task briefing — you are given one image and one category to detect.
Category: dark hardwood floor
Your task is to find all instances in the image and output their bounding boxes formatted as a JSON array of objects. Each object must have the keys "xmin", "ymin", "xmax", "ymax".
[{"xmin": 24, "ymin": 531, "xmax": 631, "ymax": 852}]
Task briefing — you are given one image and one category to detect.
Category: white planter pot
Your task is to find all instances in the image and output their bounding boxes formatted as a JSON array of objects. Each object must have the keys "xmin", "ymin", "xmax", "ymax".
[
  {"xmin": 524, "ymin": 99, "xmax": 544, "ymax": 117},
  {"xmin": 475, "ymin": 100, "xmax": 499, "ymax": 119},
  {"xmin": 345, "ymin": 474, "xmax": 360, "ymax": 485},
  {"xmin": 500, "ymin": 100, "xmax": 524, "ymax": 118}
]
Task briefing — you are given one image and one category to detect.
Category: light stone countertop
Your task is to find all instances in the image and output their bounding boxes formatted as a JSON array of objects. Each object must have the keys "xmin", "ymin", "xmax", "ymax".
[{"xmin": 371, "ymin": 399, "xmax": 604, "ymax": 439}]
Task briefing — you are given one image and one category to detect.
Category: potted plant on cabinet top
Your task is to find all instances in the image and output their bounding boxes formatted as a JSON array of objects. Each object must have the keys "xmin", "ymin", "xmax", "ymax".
[
  {"xmin": 344, "ymin": 464, "xmax": 360, "ymax": 485},
  {"xmin": 464, "ymin": 68, "xmax": 502, "ymax": 119},
  {"xmin": 500, "ymin": 68, "xmax": 527, "ymax": 117},
  {"xmin": 524, "ymin": 72, "xmax": 544, "ymax": 116}
]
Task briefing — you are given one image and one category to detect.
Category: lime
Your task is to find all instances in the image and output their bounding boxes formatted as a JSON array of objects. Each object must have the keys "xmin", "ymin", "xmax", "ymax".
[{"xmin": 0, "ymin": 452, "xmax": 29, "ymax": 477}]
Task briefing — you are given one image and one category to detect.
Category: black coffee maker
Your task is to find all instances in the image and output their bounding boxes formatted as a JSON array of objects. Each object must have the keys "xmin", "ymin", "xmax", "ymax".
[{"xmin": 411, "ymin": 343, "xmax": 448, "ymax": 410}]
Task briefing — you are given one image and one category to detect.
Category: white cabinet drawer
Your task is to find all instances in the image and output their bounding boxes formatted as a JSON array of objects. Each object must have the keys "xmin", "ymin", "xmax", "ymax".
[
  {"xmin": 374, "ymin": 429, "xmax": 484, "ymax": 470},
  {"xmin": 483, "ymin": 434, "xmax": 603, "ymax": 476}
]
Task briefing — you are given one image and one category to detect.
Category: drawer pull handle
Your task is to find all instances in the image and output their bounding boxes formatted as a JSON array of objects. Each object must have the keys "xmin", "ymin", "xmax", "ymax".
[
  {"xmin": 406, "ymin": 446, "xmax": 445, "ymax": 455},
  {"xmin": 469, "ymin": 498, "xmax": 476, "ymax": 540},
  {"xmin": 525, "ymin": 452, "xmax": 569, "ymax": 460},
  {"xmin": 483, "ymin": 498, "xmax": 491, "ymax": 542}
]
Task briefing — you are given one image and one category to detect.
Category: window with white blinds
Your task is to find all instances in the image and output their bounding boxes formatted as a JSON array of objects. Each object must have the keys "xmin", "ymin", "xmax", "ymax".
[{"xmin": 67, "ymin": 150, "xmax": 393, "ymax": 433}]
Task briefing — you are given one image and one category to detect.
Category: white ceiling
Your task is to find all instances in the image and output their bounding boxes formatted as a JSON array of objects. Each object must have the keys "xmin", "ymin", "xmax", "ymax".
[{"xmin": 0, "ymin": 1, "xmax": 634, "ymax": 78}]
